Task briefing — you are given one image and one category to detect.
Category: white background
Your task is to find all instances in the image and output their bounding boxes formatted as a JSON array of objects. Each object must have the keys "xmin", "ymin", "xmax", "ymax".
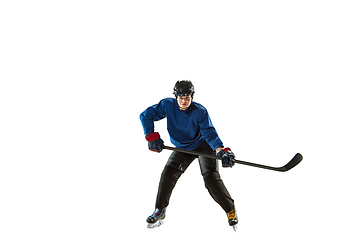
[{"xmin": 1, "ymin": 0, "xmax": 359, "ymax": 239}]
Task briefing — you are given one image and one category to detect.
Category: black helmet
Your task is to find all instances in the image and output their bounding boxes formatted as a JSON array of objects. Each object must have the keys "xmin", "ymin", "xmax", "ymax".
[{"xmin": 173, "ymin": 80, "xmax": 195, "ymax": 97}]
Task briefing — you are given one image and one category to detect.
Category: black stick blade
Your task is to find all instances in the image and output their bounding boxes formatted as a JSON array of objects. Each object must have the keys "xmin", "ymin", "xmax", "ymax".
[{"xmin": 278, "ymin": 153, "xmax": 303, "ymax": 172}]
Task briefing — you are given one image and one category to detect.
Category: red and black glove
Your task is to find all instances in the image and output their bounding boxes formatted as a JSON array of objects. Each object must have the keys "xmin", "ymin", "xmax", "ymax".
[
  {"xmin": 145, "ymin": 132, "xmax": 164, "ymax": 152},
  {"xmin": 216, "ymin": 148, "xmax": 235, "ymax": 168}
]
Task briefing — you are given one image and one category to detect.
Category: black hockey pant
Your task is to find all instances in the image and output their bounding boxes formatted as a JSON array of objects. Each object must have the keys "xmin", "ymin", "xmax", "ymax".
[{"xmin": 155, "ymin": 141, "xmax": 235, "ymax": 213}]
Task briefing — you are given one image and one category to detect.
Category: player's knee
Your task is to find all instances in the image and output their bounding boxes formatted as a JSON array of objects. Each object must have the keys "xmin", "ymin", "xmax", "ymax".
[
  {"xmin": 161, "ymin": 165, "xmax": 183, "ymax": 181},
  {"xmin": 202, "ymin": 171, "xmax": 221, "ymax": 187}
]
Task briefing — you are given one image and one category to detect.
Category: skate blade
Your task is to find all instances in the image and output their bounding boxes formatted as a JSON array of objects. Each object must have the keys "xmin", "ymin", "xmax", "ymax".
[
  {"xmin": 147, "ymin": 220, "xmax": 164, "ymax": 229},
  {"xmin": 232, "ymin": 224, "xmax": 238, "ymax": 232}
]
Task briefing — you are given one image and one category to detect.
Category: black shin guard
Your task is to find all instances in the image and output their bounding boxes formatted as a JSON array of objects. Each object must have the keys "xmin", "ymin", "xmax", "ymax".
[
  {"xmin": 203, "ymin": 171, "xmax": 235, "ymax": 213},
  {"xmin": 155, "ymin": 166, "xmax": 184, "ymax": 209}
]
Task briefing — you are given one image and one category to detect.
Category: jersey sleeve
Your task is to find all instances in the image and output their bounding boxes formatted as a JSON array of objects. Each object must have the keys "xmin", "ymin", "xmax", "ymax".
[
  {"xmin": 139, "ymin": 99, "xmax": 167, "ymax": 135},
  {"xmin": 197, "ymin": 109, "xmax": 224, "ymax": 151}
]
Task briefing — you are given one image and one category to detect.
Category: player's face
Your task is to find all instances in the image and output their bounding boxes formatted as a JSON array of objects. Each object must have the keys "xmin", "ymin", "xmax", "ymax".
[{"xmin": 177, "ymin": 95, "xmax": 192, "ymax": 110}]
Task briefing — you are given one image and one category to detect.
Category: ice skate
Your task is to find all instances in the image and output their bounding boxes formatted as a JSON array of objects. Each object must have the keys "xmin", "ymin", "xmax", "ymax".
[
  {"xmin": 227, "ymin": 208, "xmax": 238, "ymax": 231},
  {"xmin": 146, "ymin": 208, "xmax": 166, "ymax": 228}
]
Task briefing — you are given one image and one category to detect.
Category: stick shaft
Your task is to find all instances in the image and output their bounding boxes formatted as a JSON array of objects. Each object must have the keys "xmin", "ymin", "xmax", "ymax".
[{"xmin": 162, "ymin": 146, "xmax": 302, "ymax": 172}]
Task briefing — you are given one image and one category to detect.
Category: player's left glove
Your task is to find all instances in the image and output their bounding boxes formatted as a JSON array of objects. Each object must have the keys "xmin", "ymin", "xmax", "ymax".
[{"xmin": 216, "ymin": 148, "xmax": 235, "ymax": 168}]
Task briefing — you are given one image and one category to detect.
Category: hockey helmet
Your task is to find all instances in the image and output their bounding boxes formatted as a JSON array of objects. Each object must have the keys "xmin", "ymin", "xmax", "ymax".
[{"xmin": 173, "ymin": 80, "xmax": 195, "ymax": 97}]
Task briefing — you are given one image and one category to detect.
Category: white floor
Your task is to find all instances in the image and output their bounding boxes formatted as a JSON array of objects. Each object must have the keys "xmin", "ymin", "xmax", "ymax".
[{"xmin": 1, "ymin": 1, "xmax": 359, "ymax": 239}]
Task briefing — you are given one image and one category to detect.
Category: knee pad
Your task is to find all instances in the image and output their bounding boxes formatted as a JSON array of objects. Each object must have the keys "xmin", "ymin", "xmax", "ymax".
[
  {"xmin": 202, "ymin": 171, "xmax": 221, "ymax": 186},
  {"xmin": 161, "ymin": 165, "xmax": 183, "ymax": 182}
]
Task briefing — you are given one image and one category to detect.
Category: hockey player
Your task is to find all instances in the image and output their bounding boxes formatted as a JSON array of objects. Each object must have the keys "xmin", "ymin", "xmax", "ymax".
[{"xmin": 140, "ymin": 80, "xmax": 238, "ymax": 229}]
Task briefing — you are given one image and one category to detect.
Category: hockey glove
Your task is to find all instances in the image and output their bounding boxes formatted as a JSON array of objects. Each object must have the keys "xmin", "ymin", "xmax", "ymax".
[
  {"xmin": 145, "ymin": 132, "xmax": 164, "ymax": 152},
  {"xmin": 216, "ymin": 148, "xmax": 235, "ymax": 168}
]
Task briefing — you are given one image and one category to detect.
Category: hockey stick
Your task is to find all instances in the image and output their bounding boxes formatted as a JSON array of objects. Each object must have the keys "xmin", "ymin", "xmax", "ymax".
[{"xmin": 163, "ymin": 146, "xmax": 302, "ymax": 172}]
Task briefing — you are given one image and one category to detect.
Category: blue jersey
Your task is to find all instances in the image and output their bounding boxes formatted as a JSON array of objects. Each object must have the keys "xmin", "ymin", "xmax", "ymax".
[{"xmin": 140, "ymin": 98, "xmax": 224, "ymax": 151}]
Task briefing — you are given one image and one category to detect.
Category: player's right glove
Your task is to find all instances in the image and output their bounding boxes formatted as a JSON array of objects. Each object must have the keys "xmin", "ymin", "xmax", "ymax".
[{"xmin": 145, "ymin": 132, "xmax": 164, "ymax": 152}]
